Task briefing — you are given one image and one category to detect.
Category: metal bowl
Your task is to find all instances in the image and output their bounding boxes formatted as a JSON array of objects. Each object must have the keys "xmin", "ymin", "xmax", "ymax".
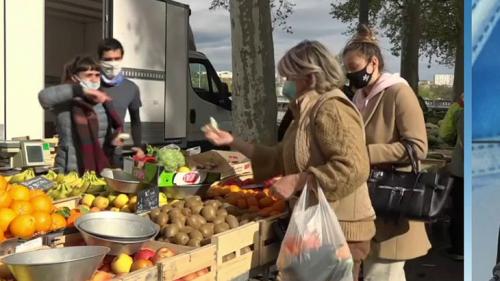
[
  {"xmin": 78, "ymin": 228, "xmax": 158, "ymax": 256},
  {"xmin": 100, "ymin": 168, "xmax": 146, "ymax": 193},
  {"xmin": 2, "ymin": 246, "xmax": 109, "ymax": 281},
  {"xmin": 75, "ymin": 211, "xmax": 158, "ymax": 240}
]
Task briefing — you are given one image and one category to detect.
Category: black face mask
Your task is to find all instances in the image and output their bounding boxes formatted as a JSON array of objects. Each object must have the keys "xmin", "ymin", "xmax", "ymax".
[{"xmin": 346, "ymin": 61, "xmax": 374, "ymax": 89}]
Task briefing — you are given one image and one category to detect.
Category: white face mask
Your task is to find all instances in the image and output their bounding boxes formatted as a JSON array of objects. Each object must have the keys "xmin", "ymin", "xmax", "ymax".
[
  {"xmin": 78, "ymin": 79, "xmax": 100, "ymax": 90},
  {"xmin": 101, "ymin": 60, "xmax": 122, "ymax": 78}
]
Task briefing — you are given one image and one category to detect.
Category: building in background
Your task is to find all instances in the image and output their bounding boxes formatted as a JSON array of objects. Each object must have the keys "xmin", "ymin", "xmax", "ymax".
[
  {"xmin": 217, "ymin": 71, "xmax": 233, "ymax": 93},
  {"xmin": 434, "ymin": 74, "xmax": 454, "ymax": 86}
]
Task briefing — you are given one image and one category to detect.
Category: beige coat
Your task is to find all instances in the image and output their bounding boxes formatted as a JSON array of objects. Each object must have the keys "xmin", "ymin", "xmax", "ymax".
[
  {"xmin": 359, "ymin": 83, "xmax": 431, "ymax": 260},
  {"xmin": 252, "ymin": 89, "xmax": 376, "ymax": 242}
]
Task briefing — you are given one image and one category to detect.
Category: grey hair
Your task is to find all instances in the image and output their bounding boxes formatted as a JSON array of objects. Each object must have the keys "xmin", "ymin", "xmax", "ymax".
[{"xmin": 277, "ymin": 40, "xmax": 345, "ymax": 94}]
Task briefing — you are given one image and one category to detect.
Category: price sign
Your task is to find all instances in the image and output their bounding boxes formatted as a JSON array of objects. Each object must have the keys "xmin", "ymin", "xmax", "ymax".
[
  {"xmin": 136, "ymin": 186, "xmax": 159, "ymax": 214},
  {"xmin": 21, "ymin": 176, "xmax": 54, "ymax": 191}
]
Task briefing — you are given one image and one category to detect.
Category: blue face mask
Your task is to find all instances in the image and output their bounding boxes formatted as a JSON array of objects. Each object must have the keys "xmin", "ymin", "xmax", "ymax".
[{"xmin": 282, "ymin": 80, "xmax": 297, "ymax": 101}]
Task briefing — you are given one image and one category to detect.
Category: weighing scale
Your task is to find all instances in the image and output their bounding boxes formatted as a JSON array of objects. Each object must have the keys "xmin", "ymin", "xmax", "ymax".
[{"xmin": 0, "ymin": 140, "xmax": 51, "ymax": 172}]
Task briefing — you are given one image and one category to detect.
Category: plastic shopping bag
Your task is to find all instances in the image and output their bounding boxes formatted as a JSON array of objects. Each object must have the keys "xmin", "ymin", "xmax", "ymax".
[{"xmin": 277, "ymin": 183, "xmax": 353, "ymax": 281}]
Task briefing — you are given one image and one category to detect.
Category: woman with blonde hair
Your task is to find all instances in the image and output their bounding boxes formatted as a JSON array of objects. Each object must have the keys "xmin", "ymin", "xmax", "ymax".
[
  {"xmin": 342, "ymin": 25, "xmax": 431, "ymax": 280},
  {"xmin": 204, "ymin": 40, "xmax": 375, "ymax": 280}
]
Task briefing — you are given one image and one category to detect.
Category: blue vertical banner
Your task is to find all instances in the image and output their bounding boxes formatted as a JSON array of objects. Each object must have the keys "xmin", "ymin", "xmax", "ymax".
[{"xmin": 471, "ymin": 0, "xmax": 500, "ymax": 280}]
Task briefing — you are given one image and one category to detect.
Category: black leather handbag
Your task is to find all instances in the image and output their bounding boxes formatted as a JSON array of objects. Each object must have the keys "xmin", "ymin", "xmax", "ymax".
[{"xmin": 367, "ymin": 141, "xmax": 453, "ymax": 221}]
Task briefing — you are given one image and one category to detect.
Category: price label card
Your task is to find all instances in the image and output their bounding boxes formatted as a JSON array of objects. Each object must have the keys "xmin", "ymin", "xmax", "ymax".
[
  {"xmin": 21, "ymin": 176, "xmax": 54, "ymax": 191},
  {"xmin": 15, "ymin": 237, "xmax": 43, "ymax": 253},
  {"xmin": 136, "ymin": 186, "xmax": 159, "ymax": 214}
]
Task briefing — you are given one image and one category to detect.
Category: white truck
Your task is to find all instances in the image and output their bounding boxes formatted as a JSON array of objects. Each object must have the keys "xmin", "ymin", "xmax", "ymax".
[{"xmin": 0, "ymin": 0, "xmax": 232, "ymax": 149}]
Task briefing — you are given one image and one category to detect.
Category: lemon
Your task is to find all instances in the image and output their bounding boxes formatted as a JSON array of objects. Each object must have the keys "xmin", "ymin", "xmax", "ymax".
[{"xmin": 177, "ymin": 166, "xmax": 191, "ymax": 173}]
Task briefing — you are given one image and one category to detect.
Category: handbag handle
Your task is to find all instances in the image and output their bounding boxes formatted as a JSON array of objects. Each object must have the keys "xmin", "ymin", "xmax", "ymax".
[{"xmin": 402, "ymin": 140, "xmax": 420, "ymax": 174}]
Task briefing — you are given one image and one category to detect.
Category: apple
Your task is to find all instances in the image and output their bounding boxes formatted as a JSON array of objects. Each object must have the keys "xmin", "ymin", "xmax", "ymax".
[
  {"xmin": 152, "ymin": 247, "xmax": 175, "ymax": 263},
  {"xmin": 131, "ymin": 259, "xmax": 154, "ymax": 271},
  {"xmin": 111, "ymin": 253, "xmax": 133, "ymax": 274},
  {"xmin": 90, "ymin": 270, "xmax": 114, "ymax": 281},
  {"xmin": 183, "ymin": 272, "xmax": 198, "ymax": 281},
  {"xmin": 197, "ymin": 268, "xmax": 209, "ymax": 276},
  {"xmin": 134, "ymin": 248, "xmax": 156, "ymax": 261}
]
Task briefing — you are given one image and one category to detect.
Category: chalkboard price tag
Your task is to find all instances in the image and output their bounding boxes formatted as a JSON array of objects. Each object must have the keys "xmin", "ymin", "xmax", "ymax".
[
  {"xmin": 21, "ymin": 176, "xmax": 54, "ymax": 191},
  {"xmin": 136, "ymin": 186, "xmax": 159, "ymax": 214}
]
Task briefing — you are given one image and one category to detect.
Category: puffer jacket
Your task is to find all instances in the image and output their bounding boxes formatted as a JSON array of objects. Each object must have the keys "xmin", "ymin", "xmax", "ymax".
[{"xmin": 38, "ymin": 84, "xmax": 109, "ymax": 172}]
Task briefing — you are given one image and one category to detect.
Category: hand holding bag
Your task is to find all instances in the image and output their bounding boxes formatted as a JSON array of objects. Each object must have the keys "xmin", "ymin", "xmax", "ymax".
[{"xmin": 367, "ymin": 141, "xmax": 453, "ymax": 221}]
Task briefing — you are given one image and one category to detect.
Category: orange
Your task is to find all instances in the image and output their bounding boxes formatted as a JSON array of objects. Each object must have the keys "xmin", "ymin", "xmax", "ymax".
[
  {"xmin": 0, "ymin": 176, "xmax": 7, "ymax": 192},
  {"xmin": 237, "ymin": 198, "xmax": 248, "ymax": 209},
  {"xmin": 0, "ymin": 192, "xmax": 12, "ymax": 208},
  {"xmin": 10, "ymin": 200, "xmax": 33, "ymax": 215},
  {"xmin": 272, "ymin": 200, "xmax": 286, "ymax": 213},
  {"xmin": 229, "ymin": 185, "xmax": 241, "ymax": 193},
  {"xmin": 257, "ymin": 207, "xmax": 273, "ymax": 217},
  {"xmin": 8, "ymin": 185, "xmax": 30, "ymax": 201},
  {"xmin": 32, "ymin": 211, "xmax": 52, "ymax": 234},
  {"xmin": 0, "ymin": 208, "xmax": 16, "ymax": 232},
  {"xmin": 259, "ymin": 197, "xmax": 274, "ymax": 209},
  {"xmin": 0, "ymin": 230, "xmax": 5, "ymax": 242},
  {"xmin": 246, "ymin": 196, "xmax": 259, "ymax": 207},
  {"xmin": 30, "ymin": 195, "xmax": 53, "ymax": 213},
  {"xmin": 9, "ymin": 214, "xmax": 36, "ymax": 239},
  {"xmin": 50, "ymin": 213, "xmax": 67, "ymax": 231},
  {"xmin": 29, "ymin": 189, "xmax": 46, "ymax": 199}
]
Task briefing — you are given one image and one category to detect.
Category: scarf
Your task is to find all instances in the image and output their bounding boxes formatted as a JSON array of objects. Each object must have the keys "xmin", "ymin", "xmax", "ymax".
[
  {"xmin": 71, "ymin": 97, "xmax": 123, "ymax": 175},
  {"xmin": 101, "ymin": 72, "xmax": 125, "ymax": 86},
  {"xmin": 353, "ymin": 73, "xmax": 409, "ymax": 113}
]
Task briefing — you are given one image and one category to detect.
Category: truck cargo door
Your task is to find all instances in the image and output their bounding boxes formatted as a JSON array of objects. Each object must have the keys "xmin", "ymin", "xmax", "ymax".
[{"xmin": 104, "ymin": 0, "xmax": 189, "ymax": 143}]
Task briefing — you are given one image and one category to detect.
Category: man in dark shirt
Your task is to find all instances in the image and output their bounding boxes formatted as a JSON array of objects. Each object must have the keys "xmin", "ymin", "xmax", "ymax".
[{"xmin": 97, "ymin": 38, "xmax": 144, "ymax": 166}]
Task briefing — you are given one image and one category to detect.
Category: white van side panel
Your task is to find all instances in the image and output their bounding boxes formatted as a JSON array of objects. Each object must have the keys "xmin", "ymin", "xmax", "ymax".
[{"xmin": 5, "ymin": 0, "xmax": 44, "ymax": 139}]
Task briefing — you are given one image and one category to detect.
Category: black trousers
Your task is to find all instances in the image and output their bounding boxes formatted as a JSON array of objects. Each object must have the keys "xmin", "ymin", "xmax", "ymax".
[{"xmin": 449, "ymin": 176, "xmax": 464, "ymax": 254}]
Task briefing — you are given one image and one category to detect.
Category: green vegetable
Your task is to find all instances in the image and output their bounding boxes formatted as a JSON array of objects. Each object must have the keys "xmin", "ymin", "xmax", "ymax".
[
  {"xmin": 56, "ymin": 207, "xmax": 71, "ymax": 218},
  {"xmin": 157, "ymin": 145, "xmax": 186, "ymax": 172}
]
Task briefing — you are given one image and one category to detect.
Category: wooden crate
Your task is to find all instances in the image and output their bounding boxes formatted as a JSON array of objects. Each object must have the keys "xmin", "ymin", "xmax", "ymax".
[
  {"xmin": 159, "ymin": 244, "xmax": 216, "ymax": 281},
  {"xmin": 49, "ymin": 232, "xmax": 216, "ymax": 281},
  {"xmin": 257, "ymin": 213, "xmax": 288, "ymax": 266},
  {"xmin": 211, "ymin": 221, "xmax": 260, "ymax": 281}
]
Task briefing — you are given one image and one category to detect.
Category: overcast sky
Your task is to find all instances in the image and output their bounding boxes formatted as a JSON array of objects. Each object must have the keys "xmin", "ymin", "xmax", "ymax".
[{"xmin": 181, "ymin": 0, "xmax": 454, "ymax": 81}]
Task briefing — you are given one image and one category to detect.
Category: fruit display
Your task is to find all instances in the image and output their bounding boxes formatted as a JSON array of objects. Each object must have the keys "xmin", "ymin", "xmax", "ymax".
[
  {"xmin": 207, "ymin": 181, "xmax": 286, "ymax": 218},
  {"xmin": 87, "ymin": 246, "xmax": 176, "ymax": 281},
  {"xmin": 6, "ymin": 169, "xmax": 35, "ymax": 184},
  {"xmin": 79, "ymin": 190, "xmax": 168, "ymax": 213},
  {"xmin": 46, "ymin": 171, "xmax": 107, "ymax": 200},
  {"xmin": 0, "ymin": 175, "xmax": 70, "ymax": 240},
  {"xmin": 149, "ymin": 196, "xmax": 255, "ymax": 247}
]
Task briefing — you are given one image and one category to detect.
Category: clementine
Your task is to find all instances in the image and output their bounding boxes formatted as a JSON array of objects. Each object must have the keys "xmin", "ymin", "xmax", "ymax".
[
  {"xmin": 8, "ymin": 185, "xmax": 30, "ymax": 201},
  {"xmin": 0, "ymin": 192, "xmax": 12, "ymax": 208},
  {"xmin": 32, "ymin": 211, "xmax": 52, "ymax": 234},
  {"xmin": 29, "ymin": 189, "xmax": 46, "ymax": 199},
  {"xmin": 0, "ymin": 208, "xmax": 16, "ymax": 232},
  {"xmin": 10, "ymin": 200, "xmax": 33, "ymax": 215},
  {"xmin": 0, "ymin": 176, "xmax": 7, "ymax": 192},
  {"xmin": 50, "ymin": 213, "xmax": 67, "ymax": 231},
  {"xmin": 9, "ymin": 214, "xmax": 36, "ymax": 239},
  {"xmin": 30, "ymin": 195, "xmax": 53, "ymax": 213}
]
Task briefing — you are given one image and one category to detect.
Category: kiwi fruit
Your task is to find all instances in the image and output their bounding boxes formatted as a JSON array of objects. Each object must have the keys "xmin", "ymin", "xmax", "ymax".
[
  {"xmin": 161, "ymin": 205, "xmax": 172, "ymax": 213},
  {"xmin": 193, "ymin": 214, "xmax": 207, "ymax": 225},
  {"xmin": 187, "ymin": 216, "xmax": 202, "ymax": 229},
  {"xmin": 239, "ymin": 219, "xmax": 250, "ymax": 225},
  {"xmin": 162, "ymin": 225, "xmax": 179, "ymax": 238},
  {"xmin": 213, "ymin": 216, "xmax": 225, "ymax": 225},
  {"xmin": 225, "ymin": 215, "xmax": 239, "ymax": 229},
  {"xmin": 149, "ymin": 209, "xmax": 161, "ymax": 222},
  {"xmin": 204, "ymin": 200, "xmax": 220, "ymax": 209},
  {"xmin": 171, "ymin": 217, "xmax": 186, "ymax": 229},
  {"xmin": 172, "ymin": 201, "xmax": 185, "ymax": 209},
  {"xmin": 201, "ymin": 206, "xmax": 217, "ymax": 222},
  {"xmin": 168, "ymin": 208, "xmax": 183, "ymax": 217},
  {"xmin": 214, "ymin": 223, "xmax": 230, "ymax": 234},
  {"xmin": 174, "ymin": 232, "xmax": 189, "ymax": 245},
  {"xmin": 181, "ymin": 226, "xmax": 194, "ymax": 234},
  {"xmin": 182, "ymin": 208, "xmax": 192, "ymax": 216},
  {"xmin": 156, "ymin": 213, "xmax": 169, "ymax": 226},
  {"xmin": 199, "ymin": 224, "xmax": 214, "ymax": 238},
  {"xmin": 188, "ymin": 238, "xmax": 202, "ymax": 247},
  {"xmin": 216, "ymin": 208, "xmax": 228, "ymax": 217},
  {"xmin": 189, "ymin": 230, "xmax": 204, "ymax": 240},
  {"xmin": 191, "ymin": 204, "xmax": 203, "ymax": 214}
]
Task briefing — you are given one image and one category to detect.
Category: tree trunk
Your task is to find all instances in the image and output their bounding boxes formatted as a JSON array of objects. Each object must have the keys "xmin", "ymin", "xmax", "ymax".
[
  {"xmin": 229, "ymin": 0, "xmax": 277, "ymax": 145},
  {"xmin": 453, "ymin": 0, "xmax": 464, "ymax": 100},
  {"xmin": 359, "ymin": 0, "xmax": 369, "ymax": 25},
  {"xmin": 400, "ymin": 0, "xmax": 420, "ymax": 95}
]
